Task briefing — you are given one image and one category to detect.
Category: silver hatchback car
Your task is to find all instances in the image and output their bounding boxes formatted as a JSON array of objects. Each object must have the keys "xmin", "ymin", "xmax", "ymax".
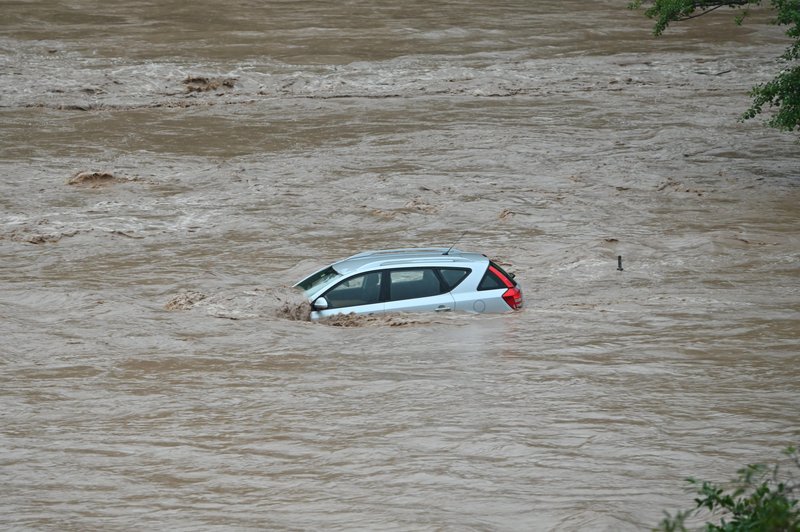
[{"xmin": 294, "ymin": 248, "xmax": 522, "ymax": 319}]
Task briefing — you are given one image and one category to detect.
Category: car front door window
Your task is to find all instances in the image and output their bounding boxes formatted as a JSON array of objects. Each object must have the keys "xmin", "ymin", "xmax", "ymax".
[{"xmin": 324, "ymin": 271, "xmax": 382, "ymax": 309}]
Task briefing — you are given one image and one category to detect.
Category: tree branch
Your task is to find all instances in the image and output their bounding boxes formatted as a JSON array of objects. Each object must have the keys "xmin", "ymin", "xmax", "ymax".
[
  {"xmin": 676, "ymin": 0, "xmax": 758, "ymax": 21},
  {"xmin": 676, "ymin": 4, "xmax": 725, "ymax": 21}
]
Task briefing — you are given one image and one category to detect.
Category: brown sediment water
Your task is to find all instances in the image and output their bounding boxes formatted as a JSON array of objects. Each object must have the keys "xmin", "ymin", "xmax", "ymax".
[{"xmin": 1, "ymin": 1, "xmax": 798, "ymax": 530}]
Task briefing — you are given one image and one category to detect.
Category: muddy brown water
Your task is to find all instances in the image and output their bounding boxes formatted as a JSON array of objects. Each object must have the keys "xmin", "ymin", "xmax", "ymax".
[{"xmin": 1, "ymin": 1, "xmax": 799, "ymax": 530}]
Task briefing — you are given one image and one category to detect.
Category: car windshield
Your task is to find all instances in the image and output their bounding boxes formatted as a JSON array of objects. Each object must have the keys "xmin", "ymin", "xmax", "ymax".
[{"xmin": 296, "ymin": 266, "xmax": 341, "ymax": 295}]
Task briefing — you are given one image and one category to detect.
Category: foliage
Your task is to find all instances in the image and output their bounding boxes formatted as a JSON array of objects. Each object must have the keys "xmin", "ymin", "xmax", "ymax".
[
  {"xmin": 657, "ymin": 446, "xmax": 800, "ymax": 531},
  {"xmin": 629, "ymin": 0, "xmax": 800, "ymax": 131}
]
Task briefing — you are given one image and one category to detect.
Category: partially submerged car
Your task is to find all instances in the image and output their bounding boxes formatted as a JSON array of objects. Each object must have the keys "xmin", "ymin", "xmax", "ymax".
[{"xmin": 294, "ymin": 248, "xmax": 522, "ymax": 320}]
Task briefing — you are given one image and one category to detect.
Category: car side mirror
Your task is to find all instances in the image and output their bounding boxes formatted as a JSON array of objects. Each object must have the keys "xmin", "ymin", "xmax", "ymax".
[{"xmin": 312, "ymin": 296, "xmax": 329, "ymax": 311}]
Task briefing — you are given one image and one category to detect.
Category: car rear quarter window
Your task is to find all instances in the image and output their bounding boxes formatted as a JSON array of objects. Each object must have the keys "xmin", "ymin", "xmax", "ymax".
[
  {"xmin": 478, "ymin": 261, "xmax": 515, "ymax": 291},
  {"xmin": 489, "ymin": 261, "xmax": 517, "ymax": 286},
  {"xmin": 478, "ymin": 268, "xmax": 505, "ymax": 290}
]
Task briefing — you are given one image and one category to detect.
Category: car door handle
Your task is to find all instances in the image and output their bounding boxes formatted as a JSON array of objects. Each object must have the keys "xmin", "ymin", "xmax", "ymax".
[{"xmin": 435, "ymin": 306, "xmax": 452, "ymax": 312}]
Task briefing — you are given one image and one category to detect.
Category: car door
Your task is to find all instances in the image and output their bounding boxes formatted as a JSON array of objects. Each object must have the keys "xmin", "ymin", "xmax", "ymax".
[
  {"xmin": 383, "ymin": 268, "xmax": 455, "ymax": 314},
  {"xmin": 312, "ymin": 271, "xmax": 385, "ymax": 319}
]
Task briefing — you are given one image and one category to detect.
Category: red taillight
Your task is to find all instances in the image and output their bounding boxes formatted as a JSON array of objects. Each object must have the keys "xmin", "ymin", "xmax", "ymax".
[
  {"xmin": 502, "ymin": 287, "xmax": 523, "ymax": 309},
  {"xmin": 488, "ymin": 265, "xmax": 521, "ymax": 310}
]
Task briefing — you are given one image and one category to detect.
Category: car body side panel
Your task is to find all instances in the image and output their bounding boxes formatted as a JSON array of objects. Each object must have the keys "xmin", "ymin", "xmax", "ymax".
[
  {"xmin": 451, "ymin": 288, "xmax": 511, "ymax": 313},
  {"xmin": 383, "ymin": 292, "xmax": 455, "ymax": 314}
]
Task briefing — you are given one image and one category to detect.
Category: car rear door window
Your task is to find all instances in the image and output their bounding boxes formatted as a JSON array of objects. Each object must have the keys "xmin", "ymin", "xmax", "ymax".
[
  {"xmin": 388, "ymin": 268, "xmax": 444, "ymax": 301},
  {"xmin": 324, "ymin": 271, "xmax": 382, "ymax": 309}
]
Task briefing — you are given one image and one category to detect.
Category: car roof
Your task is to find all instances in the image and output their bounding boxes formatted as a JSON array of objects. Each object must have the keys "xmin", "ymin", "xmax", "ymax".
[{"xmin": 330, "ymin": 248, "xmax": 487, "ymax": 276}]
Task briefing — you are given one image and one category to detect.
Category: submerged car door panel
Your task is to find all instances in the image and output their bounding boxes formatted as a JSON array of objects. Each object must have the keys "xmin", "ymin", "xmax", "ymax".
[
  {"xmin": 312, "ymin": 301, "xmax": 384, "ymax": 319},
  {"xmin": 384, "ymin": 268, "xmax": 455, "ymax": 313},
  {"xmin": 384, "ymin": 293, "xmax": 454, "ymax": 313}
]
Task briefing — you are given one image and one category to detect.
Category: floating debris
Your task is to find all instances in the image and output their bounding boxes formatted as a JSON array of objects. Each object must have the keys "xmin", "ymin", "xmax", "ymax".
[
  {"xmin": 8, "ymin": 228, "xmax": 80, "ymax": 244},
  {"xmin": 67, "ymin": 171, "xmax": 138, "ymax": 187},
  {"xmin": 399, "ymin": 197, "xmax": 437, "ymax": 214},
  {"xmin": 164, "ymin": 291, "xmax": 207, "ymax": 311},
  {"xmin": 498, "ymin": 208, "xmax": 514, "ymax": 220},
  {"xmin": 67, "ymin": 171, "xmax": 116, "ymax": 185},
  {"xmin": 183, "ymin": 76, "xmax": 236, "ymax": 93}
]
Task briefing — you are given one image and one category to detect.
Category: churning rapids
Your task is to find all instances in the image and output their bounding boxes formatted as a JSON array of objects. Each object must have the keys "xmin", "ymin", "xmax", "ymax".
[{"xmin": 1, "ymin": 1, "xmax": 798, "ymax": 530}]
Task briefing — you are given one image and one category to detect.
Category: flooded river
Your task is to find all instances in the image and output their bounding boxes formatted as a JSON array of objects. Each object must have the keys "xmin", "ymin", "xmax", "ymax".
[{"xmin": 1, "ymin": 1, "xmax": 798, "ymax": 529}]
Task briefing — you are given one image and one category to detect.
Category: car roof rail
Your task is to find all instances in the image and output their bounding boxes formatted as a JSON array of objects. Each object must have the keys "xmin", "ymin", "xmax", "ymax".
[
  {"xmin": 346, "ymin": 247, "xmax": 459, "ymax": 259},
  {"xmin": 378, "ymin": 257, "xmax": 463, "ymax": 267}
]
